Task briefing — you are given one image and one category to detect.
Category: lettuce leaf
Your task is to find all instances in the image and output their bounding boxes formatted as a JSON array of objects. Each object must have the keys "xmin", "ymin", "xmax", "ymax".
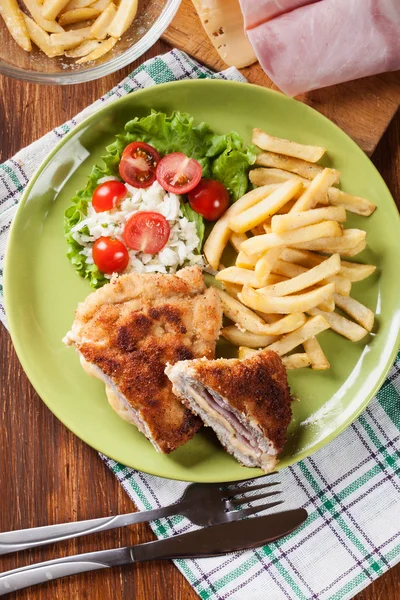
[{"xmin": 65, "ymin": 110, "xmax": 255, "ymax": 288}]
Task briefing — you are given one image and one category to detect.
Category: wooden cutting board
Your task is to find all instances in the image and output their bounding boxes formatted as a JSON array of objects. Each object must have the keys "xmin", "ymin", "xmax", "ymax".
[{"xmin": 162, "ymin": 0, "xmax": 400, "ymax": 156}]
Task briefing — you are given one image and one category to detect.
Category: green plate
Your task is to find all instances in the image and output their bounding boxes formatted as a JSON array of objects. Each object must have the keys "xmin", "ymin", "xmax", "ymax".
[{"xmin": 5, "ymin": 80, "xmax": 400, "ymax": 482}]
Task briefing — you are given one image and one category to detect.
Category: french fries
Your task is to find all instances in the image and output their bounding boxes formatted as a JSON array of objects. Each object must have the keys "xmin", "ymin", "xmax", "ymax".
[
  {"xmin": 0, "ymin": 0, "xmax": 32, "ymax": 51},
  {"xmin": 107, "ymin": 0, "xmax": 138, "ymax": 37},
  {"xmin": 250, "ymin": 168, "xmax": 376, "ymax": 217},
  {"xmin": 290, "ymin": 168, "xmax": 339, "ymax": 212},
  {"xmin": 229, "ymin": 179, "xmax": 302, "ymax": 233},
  {"xmin": 241, "ymin": 221, "xmax": 342, "ymax": 255},
  {"xmin": 266, "ymin": 315, "xmax": 330, "ymax": 356},
  {"xmin": 1, "ymin": 0, "xmax": 138, "ymax": 64},
  {"xmin": 258, "ymin": 254, "xmax": 340, "ymax": 298},
  {"xmin": 253, "ymin": 129, "xmax": 326, "ymax": 163},
  {"xmin": 239, "ymin": 283, "xmax": 335, "ymax": 315},
  {"xmin": 308, "ymin": 307, "xmax": 368, "ymax": 342},
  {"xmin": 221, "ymin": 327, "xmax": 277, "ymax": 348},
  {"xmin": 333, "ymin": 293, "xmax": 374, "ymax": 332},
  {"xmin": 255, "ymin": 151, "xmax": 330, "ymax": 180},
  {"xmin": 282, "ymin": 353, "xmax": 312, "ymax": 369},
  {"xmin": 204, "ymin": 184, "xmax": 279, "ymax": 269},
  {"xmin": 271, "ymin": 206, "xmax": 346, "ymax": 233},
  {"xmin": 22, "ymin": 0, "xmax": 64, "ymax": 32},
  {"xmin": 210, "ymin": 128, "xmax": 376, "ymax": 373},
  {"xmin": 303, "ymin": 337, "xmax": 330, "ymax": 370}
]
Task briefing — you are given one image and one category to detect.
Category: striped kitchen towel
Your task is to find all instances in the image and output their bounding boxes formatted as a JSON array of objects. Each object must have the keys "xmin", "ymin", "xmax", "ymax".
[{"xmin": 1, "ymin": 49, "xmax": 399, "ymax": 600}]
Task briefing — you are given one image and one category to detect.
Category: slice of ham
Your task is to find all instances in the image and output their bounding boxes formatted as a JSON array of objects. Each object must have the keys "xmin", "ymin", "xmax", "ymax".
[
  {"xmin": 238, "ymin": 0, "xmax": 319, "ymax": 29},
  {"xmin": 246, "ymin": 0, "xmax": 400, "ymax": 97}
]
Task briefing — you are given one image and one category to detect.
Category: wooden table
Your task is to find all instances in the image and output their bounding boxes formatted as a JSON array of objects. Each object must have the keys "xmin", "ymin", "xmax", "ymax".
[{"xmin": 0, "ymin": 38, "xmax": 399, "ymax": 600}]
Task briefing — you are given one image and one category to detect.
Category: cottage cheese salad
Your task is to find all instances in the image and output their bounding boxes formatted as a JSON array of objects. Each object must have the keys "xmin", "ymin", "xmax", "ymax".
[{"xmin": 65, "ymin": 111, "xmax": 255, "ymax": 288}]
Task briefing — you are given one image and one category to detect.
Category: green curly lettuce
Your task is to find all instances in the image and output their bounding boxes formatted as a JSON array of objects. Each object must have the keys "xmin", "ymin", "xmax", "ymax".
[{"xmin": 65, "ymin": 111, "xmax": 256, "ymax": 288}]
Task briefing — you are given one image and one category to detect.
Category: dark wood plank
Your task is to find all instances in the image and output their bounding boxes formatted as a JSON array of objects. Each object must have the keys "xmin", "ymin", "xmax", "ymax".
[
  {"xmin": 0, "ymin": 37, "xmax": 399, "ymax": 600},
  {"xmin": 162, "ymin": 0, "xmax": 400, "ymax": 156}
]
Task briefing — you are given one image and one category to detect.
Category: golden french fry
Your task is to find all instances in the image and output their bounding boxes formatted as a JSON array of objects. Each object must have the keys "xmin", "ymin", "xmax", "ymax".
[
  {"xmin": 266, "ymin": 315, "xmax": 330, "ymax": 356},
  {"xmin": 50, "ymin": 28, "xmax": 92, "ymax": 49},
  {"xmin": 308, "ymin": 307, "xmax": 368, "ymax": 342},
  {"xmin": 0, "ymin": 0, "xmax": 32, "ymax": 51},
  {"xmin": 258, "ymin": 254, "xmax": 341, "ymax": 298},
  {"xmin": 221, "ymin": 327, "xmax": 277, "ymax": 348},
  {"xmin": 216, "ymin": 267, "xmax": 260, "ymax": 288},
  {"xmin": 61, "ymin": 0, "xmax": 97, "ymax": 11},
  {"xmin": 59, "ymin": 7, "xmax": 100, "ymax": 26},
  {"xmin": 90, "ymin": 1, "xmax": 116, "ymax": 38},
  {"xmin": 65, "ymin": 38, "xmax": 100, "ymax": 56},
  {"xmin": 292, "ymin": 229, "xmax": 366, "ymax": 256},
  {"xmin": 255, "ymin": 151, "xmax": 330, "ymax": 180},
  {"xmin": 236, "ymin": 250, "xmax": 259, "ymax": 269},
  {"xmin": 262, "ymin": 312, "xmax": 306, "ymax": 335},
  {"xmin": 239, "ymin": 282, "xmax": 335, "ymax": 315},
  {"xmin": 221, "ymin": 282, "xmax": 242, "ymax": 299},
  {"xmin": 42, "ymin": 0, "xmax": 71, "ymax": 20},
  {"xmin": 279, "ymin": 248, "xmax": 375, "ymax": 282},
  {"xmin": 23, "ymin": 14, "xmax": 63, "ymax": 56},
  {"xmin": 272, "ymin": 258, "xmax": 351, "ymax": 296},
  {"xmin": 333, "ymin": 293, "xmax": 374, "ymax": 332},
  {"xmin": 282, "ymin": 353, "xmax": 312, "ymax": 369},
  {"xmin": 76, "ymin": 34, "xmax": 117, "ymax": 62},
  {"xmin": 107, "ymin": 0, "xmax": 137, "ymax": 37},
  {"xmin": 229, "ymin": 179, "xmax": 302, "ymax": 233},
  {"xmin": 250, "ymin": 168, "xmax": 376, "ymax": 217},
  {"xmin": 241, "ymin": 221, "xmax": 342, "ymax": 256},
  {"xmin": 238, "ymin": 346, "xmax": 258, "ymax": 359},
  {"xmin": 255, "ymin": 247, "xmax": 282, "ymax": 286},
  {"xmin": 21, "ymin": 0, "xmax": 64, "ymax": 33},
  {"xmin": 252, "ymin": 129, "xmax": 326, "ymax": 163},
  {"xmin": 303, "ymin": 337, "xmax": 330, "ymax": 370},
  {"xmin": 319, "ymin": 296, "xmax": 335, "ymax": 312},
  {"xmin": 229, "ymin": 232, "xmax": 247, "ymax": 254},
  {"xmin": 90, "ymin": 0, "xmax": 111, "ymax": 8},
  {"xmin": 290, "ymin": 168, "xmax": 339, "ymax": 212},
  {"xmin": 204, "ymin": 184, "xmax": 279, "ymax": 269},
  {"xmin": 271, "ymin": 206, "xmax": 346, "ymax": 233}
]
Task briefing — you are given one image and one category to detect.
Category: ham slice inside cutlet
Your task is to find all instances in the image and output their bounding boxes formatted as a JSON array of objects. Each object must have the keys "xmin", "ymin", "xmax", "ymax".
[
  {"xmin": 63, "ymin": 266, "xmax": 223, "ymax": 454},
  {"xmin": 166, "ymin": 349, "xmax": 292, "ymax": 472}
]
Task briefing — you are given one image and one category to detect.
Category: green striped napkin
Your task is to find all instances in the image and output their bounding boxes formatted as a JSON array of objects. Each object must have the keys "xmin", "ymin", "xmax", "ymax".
[{"xmin": 1, "ymin": 50, "xmax": 399, "ymax": 600}]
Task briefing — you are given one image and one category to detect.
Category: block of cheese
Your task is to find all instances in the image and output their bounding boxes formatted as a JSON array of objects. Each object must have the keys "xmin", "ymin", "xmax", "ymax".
[{"xmin": 191, "ymin": 0, "xmax": 257, "ymax": 68}]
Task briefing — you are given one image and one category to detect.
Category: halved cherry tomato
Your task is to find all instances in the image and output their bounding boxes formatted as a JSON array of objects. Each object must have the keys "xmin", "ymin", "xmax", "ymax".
[
  {"xmin": 156, "ymin": 152, "xmax": 202, "ymax": 194},
  {"xmin": 92, "ymin": 181, "xmax": 127, "ymax": 213},
  {"xmin": 92, "ymin": 236, "xmax": 129, "ymax": 274},
  {"xmin": 119, "ymin": 142, "xmax": 160, "ymax": 189},
  {"xmin": 188, "ymin": 178, "xmax": 230, "ymax": 221},
  {"xmin": 123, "ymin": 211, "xmax": 170, "ymax": 254}
]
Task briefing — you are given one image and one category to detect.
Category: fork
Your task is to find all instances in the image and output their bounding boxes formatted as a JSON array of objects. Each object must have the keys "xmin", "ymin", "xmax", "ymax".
[{"xmin": 0, "ymin": 475, "xmax": 282, "ymax": 555}]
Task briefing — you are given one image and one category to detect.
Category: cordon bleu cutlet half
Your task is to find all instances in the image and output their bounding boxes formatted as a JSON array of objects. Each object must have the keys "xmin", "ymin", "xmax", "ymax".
[
  {"xmin": 63, "ymin": 266, "xmax": 222, "ymax": 453},
  {"xmin": 165, "ymin": 350, "xmax": 292, "ymax": 472}
]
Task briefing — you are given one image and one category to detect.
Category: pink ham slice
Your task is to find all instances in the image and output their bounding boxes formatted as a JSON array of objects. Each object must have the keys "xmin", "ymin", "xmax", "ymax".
[
  {"xmin": 238, "ymin": 0, "xmax": 319, "ymax": 30},
  {"xmin": 246, "ymin": 0, "xmax": 400, "ymax": 97}
]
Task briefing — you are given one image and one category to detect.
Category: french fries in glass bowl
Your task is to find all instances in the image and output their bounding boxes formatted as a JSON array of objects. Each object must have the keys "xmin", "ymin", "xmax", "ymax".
[
  {"xmin": 206, "ymin": 128, "xmax": 377, "ymax": 372},
  {"xmin": 0, "ymin": 0, "xmax": 181, "ymax": 83}
]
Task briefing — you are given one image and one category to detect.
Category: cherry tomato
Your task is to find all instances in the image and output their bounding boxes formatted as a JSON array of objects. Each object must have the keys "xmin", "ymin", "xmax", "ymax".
[
  {"xmin": 123, "ymin": 211, "xmax": 170, "ymax": 254},
  {"xmin": 119, "ymin": 142, "xmax": 160, "ymax": 189},
  {"xmin": 92, "ymin": 237, "xmax": 129, "ymax": 274},
  {"xmin": 92, "ymin": 180, "xmax": 127, "ymax": 213},
  {"xmin": 188, "ymin": 178, "xmax": 230, "ymax": 221},
  {"xmin": 156, "ymin": 152, "xmax": 202, "ymax": 194}
]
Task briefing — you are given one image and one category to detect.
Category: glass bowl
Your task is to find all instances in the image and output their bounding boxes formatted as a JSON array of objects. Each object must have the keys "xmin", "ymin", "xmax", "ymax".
[{"xmin": 0, "ymin": 0, "xmax": 181, "ymax": 85}]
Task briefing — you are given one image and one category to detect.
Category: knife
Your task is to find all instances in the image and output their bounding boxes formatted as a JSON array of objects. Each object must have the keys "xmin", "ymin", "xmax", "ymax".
[{"xmin": 0, "ymin": 508, "xmax": 307, "ymax": 596}]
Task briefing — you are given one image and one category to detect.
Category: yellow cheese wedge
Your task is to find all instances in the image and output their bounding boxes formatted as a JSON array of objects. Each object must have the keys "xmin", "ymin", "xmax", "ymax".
[{"xmin": 192, "ymin": 0, "xmax": 257, "ymax": 68}]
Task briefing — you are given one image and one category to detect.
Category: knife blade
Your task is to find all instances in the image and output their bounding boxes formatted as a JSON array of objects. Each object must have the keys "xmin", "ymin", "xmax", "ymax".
[{"xmin": 0, "ymin": 509, "xmax": 307, "ymax": 596}]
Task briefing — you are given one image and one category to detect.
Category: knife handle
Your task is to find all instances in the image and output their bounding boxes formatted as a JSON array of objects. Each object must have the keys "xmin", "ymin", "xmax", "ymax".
[{"xmin": 0, "ymin": 547, "xmax": 133, "ymax": 596}]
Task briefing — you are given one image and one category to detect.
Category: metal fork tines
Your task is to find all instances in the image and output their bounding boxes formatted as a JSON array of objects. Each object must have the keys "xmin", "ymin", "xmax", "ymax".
[{"xmin": 0, "ymin": 474, "xmax": 282, "ymax": 555}]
